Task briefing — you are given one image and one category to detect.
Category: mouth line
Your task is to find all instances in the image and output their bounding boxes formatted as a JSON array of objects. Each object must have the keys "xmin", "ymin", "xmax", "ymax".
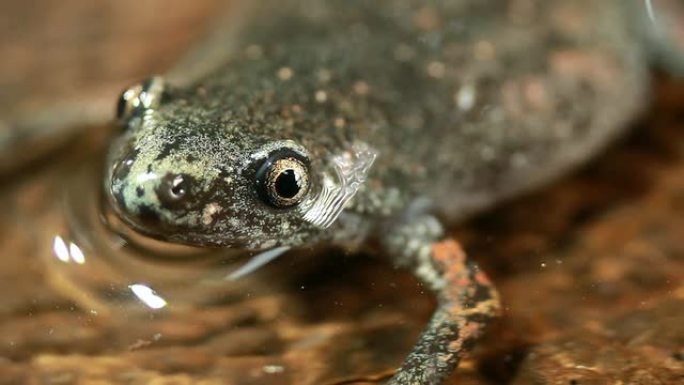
[
  {"xmin": 101, "ymin": 194, "xmax": 250, "ymax": 262},
  {"xmin": 107, "ymin": 215, "xmax": 287, "ymax": 277}
]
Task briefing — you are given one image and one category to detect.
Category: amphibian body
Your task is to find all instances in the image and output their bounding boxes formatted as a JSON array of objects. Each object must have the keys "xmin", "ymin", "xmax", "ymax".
[{"xmin": 104, "ymin": 1, "xmax": 682, "ymax": 383}]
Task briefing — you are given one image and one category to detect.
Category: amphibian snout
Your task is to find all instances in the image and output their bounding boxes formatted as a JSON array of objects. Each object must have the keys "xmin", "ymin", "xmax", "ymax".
[{"xmin": 107, "ymin": 77, "xmax": 329, "ymax": 250}]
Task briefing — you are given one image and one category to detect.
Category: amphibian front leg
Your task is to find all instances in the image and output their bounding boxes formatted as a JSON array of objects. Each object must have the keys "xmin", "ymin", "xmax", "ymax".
[{"xmin": 382, "ymin": 215, "xmax": 500, "ymax": 385}]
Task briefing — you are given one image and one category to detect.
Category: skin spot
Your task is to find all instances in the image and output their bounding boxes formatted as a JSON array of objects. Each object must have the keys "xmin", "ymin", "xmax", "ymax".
[
  {"xmin": 474, "ymin": 40, "xmax": 496, "ymax": 61},
  {"xmin": 455, "ymin": 83, "xmax": 477, "ymax": 111},
  {"xmin": 426, "ymin": 61, "xmax": 446, "ymax": 79},
  {"xmin": 511, "ymin": 152, "xmax": 529, "ymax": 168},
  {"xmin": 277, "ymin": 67, "xmax": 294, "ymax": 80},
  {"xmin": 413, "ymin": 6, "xmax": 441, "ymax": 31},
  {"xmin": 353, "ymin": 81, "xmax": 370, "ymax": 95},
  {"xmin": 260, "ymin": 239, "xmax": 277, "ymax": 249},
  {"xmin": 334, "ymin": 117, "xmax": 346, "ymax": 128},
  {"xmin": 202, "ymin": 202, "xmax": 222, "ymax": 226},
  {"xmin": 317, "ymin": 69, "xmax": 332, "ymax": 83},
  {"xmin": 524, "ymin": 77, "xmax": 550, "ymax": 110},
  {"xmin": 314, "ymin": 90, "xmax": 328, "ymax": 103},
  {"xmin": 480, "ymin": 145, "xmax": 496, "ymax": 161}
]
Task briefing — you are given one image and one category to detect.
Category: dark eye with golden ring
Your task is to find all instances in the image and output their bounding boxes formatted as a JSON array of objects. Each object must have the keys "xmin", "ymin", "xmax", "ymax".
[
  {"xmin": 256, "ymin": 151, "xmax": 310, "ymax": 208},
  {"xmin": 116, "ymin": 76, "xmax": 165, "ymax": 127}
]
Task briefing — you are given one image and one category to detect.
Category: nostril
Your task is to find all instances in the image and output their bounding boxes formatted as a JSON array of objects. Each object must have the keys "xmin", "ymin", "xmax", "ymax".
[
  {"xmin": 107, "ymin": 151, "xmax": 137, "ymax": 211},
  {"xmin": 111, "ymin": 154, "xmax": 136, "ymax": 182},
  {"xmin": 157, "ymin": 173, "xmax": 192, "ymax": 208}
]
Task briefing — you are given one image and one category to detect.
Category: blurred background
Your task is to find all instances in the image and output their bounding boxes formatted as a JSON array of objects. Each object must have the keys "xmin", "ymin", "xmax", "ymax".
[
  {"xmin": 0, "ymin": 0, "xmax": 238, "ymax": 175},
  {"xmin": 0, "ymin": 0, "xmax": 227, "ymax": 130}
]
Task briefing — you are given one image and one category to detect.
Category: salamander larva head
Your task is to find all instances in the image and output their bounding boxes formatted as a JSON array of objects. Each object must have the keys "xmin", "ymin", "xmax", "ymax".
[{"xmin": 105, "ymin": 77, "xmax": 328, "ymax": 250}]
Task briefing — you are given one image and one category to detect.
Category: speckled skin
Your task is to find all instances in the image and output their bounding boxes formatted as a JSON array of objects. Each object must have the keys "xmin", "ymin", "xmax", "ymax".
[
  {"xmin": 104, "ymin": 1, "xmax": 663, "ymax": 384},
  {"xmin": 107, "ymin": 0, "xmax": 650, "ymax": 248}
]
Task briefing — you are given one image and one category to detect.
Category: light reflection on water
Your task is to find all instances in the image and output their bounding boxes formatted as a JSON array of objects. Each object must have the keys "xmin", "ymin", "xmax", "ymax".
[
  {"xmin": 42, "ymin": 159, "xmax": 274, "ymax": 316},
  {"xmin": 54, "ymin": 235, "xmax": 169, "ymax": 310},
  {"xmin": 128, "ymin": 283, "xmax": 168, "ymax": 309}
]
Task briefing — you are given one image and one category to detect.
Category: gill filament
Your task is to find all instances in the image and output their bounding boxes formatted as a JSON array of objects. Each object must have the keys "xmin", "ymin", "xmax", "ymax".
[{"xmin": 303, "ymin": 142, "xmax": 377, "ymax": 229}]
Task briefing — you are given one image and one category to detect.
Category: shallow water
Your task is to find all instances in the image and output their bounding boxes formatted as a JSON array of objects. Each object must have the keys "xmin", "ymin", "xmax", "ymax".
[
  {"xmin": 49, "ymin": 159, "xmax": 268, "ymax": 314},
  {"xmin": 2, "ymin": 0, "xmax": 684, "ymax": 382},
  {"xmin": 0, "ymin": 131, "xmax": 428, "ymax": 383},
  {"xmin": 1, "ymin": 79, "xmax": 683, "ymax": 384}
]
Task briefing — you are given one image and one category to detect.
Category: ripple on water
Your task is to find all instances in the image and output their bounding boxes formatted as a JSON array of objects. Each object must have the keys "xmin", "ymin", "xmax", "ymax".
[{"xmin": 40, "ymin": 158, "xmax": 275, "ymax": 318}]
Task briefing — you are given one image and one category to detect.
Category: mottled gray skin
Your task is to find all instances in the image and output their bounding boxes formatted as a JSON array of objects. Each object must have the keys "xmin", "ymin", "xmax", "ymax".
[
  {"xmin": 108, "ymin": 0, "xmax": 649, "ymax": 249},
  {"xmin": 104, "ymin": 0, "xmax": 668, "ymax": 384}
]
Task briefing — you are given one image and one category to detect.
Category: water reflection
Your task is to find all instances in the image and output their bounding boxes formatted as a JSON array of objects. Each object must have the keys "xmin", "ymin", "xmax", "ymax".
[
  {"xmin": 69, "ymin": 242, "xmax": 86, "ymax": 264},
  {"xmin": 645, "ymin": 0, "xmax": 656, "ymax": 23},
  {"xmin": 51, "ymin": 235, "xmax": 70, "ymax": 263},
  {"xmin": 42, "ymin": 159, "xmax": 274, "ymax": 316},
  {"xmin": 227, "ymin": 246, "xmax": 291, "ymax": 281},
  {"xmin": 52, "ymin": 236, "xmax": 86, "ymax": 264},
  {"xmin": 128, "ymin": 284, "xmax": 167, "ymax": 309}
]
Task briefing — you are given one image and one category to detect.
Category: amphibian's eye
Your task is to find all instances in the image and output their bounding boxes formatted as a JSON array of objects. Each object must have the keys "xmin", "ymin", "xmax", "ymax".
[
  {"xmin": 256, "ymin": 151, "xmax": 310, "ymax": 208},
  {"xmin": 116, "ymin": 76, "xmax": 165, "ymax": 127},
  {"xmin": 156, "ymin": 173, "xmax": 193, "ymax": 209}
]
